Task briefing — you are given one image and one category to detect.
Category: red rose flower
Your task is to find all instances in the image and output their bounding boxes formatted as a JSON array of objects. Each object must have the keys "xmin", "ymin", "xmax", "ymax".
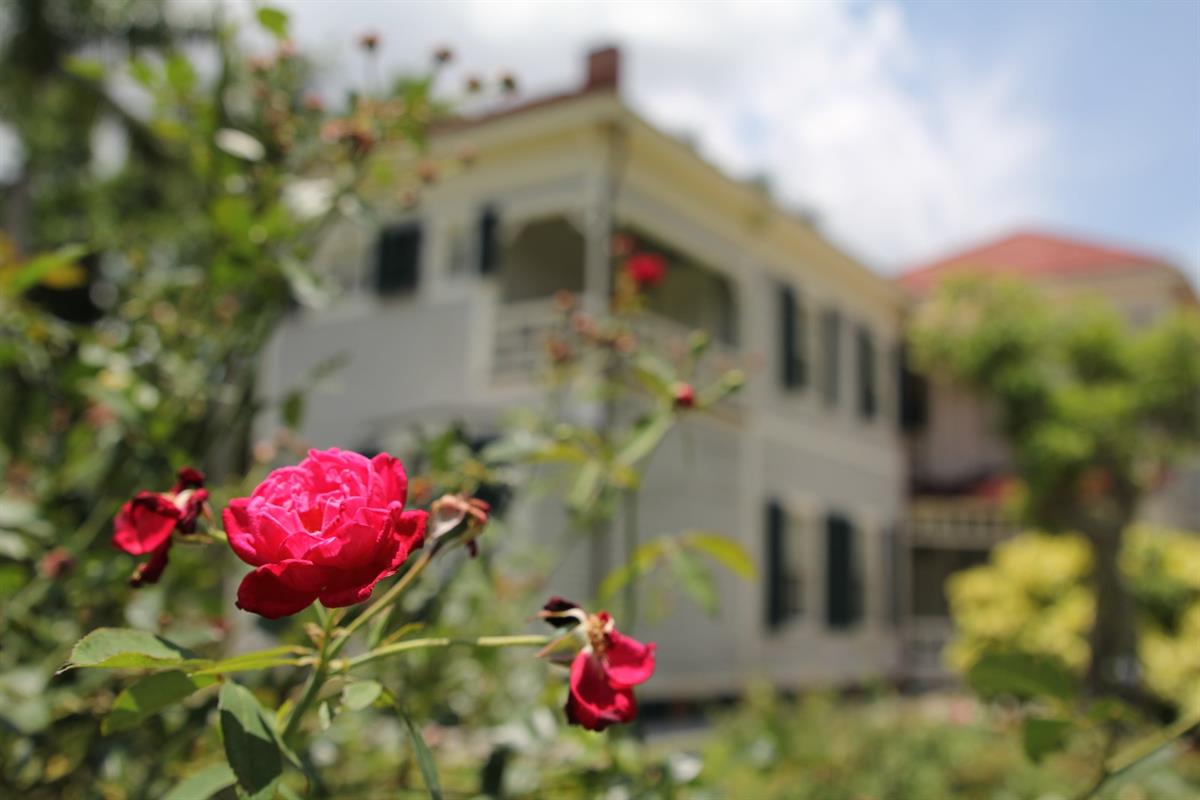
[
  {"xmin": 540, "ymin": 599, "xmax": 656, "ymax": 731},
  {"xmin": 224, "ymin": 448, "xmax": 428, "ymax": 620},
  {"xmin": 625, "ymin": 252, "xmax": 667, "ymax": 290},
  {"xmin": 113, "ymin": 467, "xmax": 209, "ymax": 587}
]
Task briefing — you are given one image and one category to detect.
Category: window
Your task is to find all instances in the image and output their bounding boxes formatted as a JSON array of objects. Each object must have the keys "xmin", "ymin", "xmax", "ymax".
[
  {"xmin": 375, "ymin": 223, "xmax": 422, "ymax": 295},
  {"xmin": 778, "ymin": 284, "xmax": 808, "ymax": 390},
  {"xmin": 883, "ymin": 524, "xmax": 903, "ymax": 628},
  {"xmin": 856, "ymin": 325, "xmax": 877, "ymax": 420},
  {"xmin": 897, "ymin": 344, "xmax": 929, "ymax": 431},
  {"xmin": 825, "ymin": 512, "xmax": 863, "ymax": 629},
  {"xmin": 764, "ymin": 500, "xmax": 804, "ymax": 631},
  {"xmin": 821, "ymin": 307, "xmax": 841, "ymax": 407},
  {"xmin": 477, "ymin": 205, "xmax": 500, "ymax": 275}
]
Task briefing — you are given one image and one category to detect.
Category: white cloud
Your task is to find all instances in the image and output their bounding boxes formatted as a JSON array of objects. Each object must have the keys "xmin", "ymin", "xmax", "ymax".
[{"xmin": 264, "ymin": 0, "xmax": 1055, "ymax": 272}]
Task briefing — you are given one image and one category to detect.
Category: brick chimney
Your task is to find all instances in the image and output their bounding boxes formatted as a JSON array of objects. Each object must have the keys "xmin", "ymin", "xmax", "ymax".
[{"xmin": 584, "ymin": 46, "xmax": 620, "ymax": 92}]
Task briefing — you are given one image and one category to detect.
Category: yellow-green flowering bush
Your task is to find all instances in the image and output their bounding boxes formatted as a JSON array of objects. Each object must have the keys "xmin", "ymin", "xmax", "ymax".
[{"xmin": 948, "ymin": 526, "xmax": 1200, "ymax": 711}]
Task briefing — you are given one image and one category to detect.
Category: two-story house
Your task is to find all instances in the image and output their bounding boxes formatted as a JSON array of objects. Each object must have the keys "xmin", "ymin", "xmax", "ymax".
[{"xmin": 258, "ymin": 48, "xmax": 910, "ymax": 698}]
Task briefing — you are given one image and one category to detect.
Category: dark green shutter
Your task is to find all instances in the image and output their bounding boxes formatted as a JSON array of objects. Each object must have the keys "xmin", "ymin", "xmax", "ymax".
[
  {"xmin": 478, "ymin": 206, "xmax": 499, "ymax": 275},
  {"xmin": 779, "ymin": 284, "xmax": 808, "ymax": 390},
  {"xmin": 375, "ymin": 223, "xmax": 422, "ymax": 295},
  {"xmin": 826, "ymin": 512, "xmax": 861, "ymax": 629},
  {"xmin": 898, "ymin": 344, "xmax": 929, "ymax": 431},
  {"xmin": 765, "ymin": 500, "xmax": 787, "ymax": 631},
  {"xmin": 821, "ymin": 308, "xmax": 841, "ymax": 406},
  {"xmin": 857, "ymin": 326, "xmax": 877, "ymax": 420}
]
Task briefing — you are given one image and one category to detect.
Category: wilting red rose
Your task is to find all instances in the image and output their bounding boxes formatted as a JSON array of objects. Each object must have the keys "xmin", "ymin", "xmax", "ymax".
[
  {"xmin": 113, "ymin": 467, "xmax": 209, "ymax": 587},
  {"xmin": 224, "ymin": 448, "xmax": 428, "ymax": 619},
  {"xmin": 540, "ymin": 599, "xmax": 656, "ymax": 731},
  {"xmin": 625, "ymin": 252, "xmax": 667, "ymax": 290}
]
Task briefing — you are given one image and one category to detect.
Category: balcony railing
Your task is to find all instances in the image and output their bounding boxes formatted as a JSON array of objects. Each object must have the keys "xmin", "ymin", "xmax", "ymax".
[
  {"xmin": 904, "ymin": 497, "xmax": 1017, "ymax": 549},
  {"xmin": 491, "ymin": 299, "xmax": 742, "ymax": 410}
]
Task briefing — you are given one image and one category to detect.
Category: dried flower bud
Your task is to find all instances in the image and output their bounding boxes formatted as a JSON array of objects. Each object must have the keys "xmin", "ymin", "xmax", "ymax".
[
  {"xmin": 433, "ymin": 45, "xmax": 454, "ymax": 64},
  {"xmin": 359, "ymin": 31, "xmax": 380, "ymax": 52}
]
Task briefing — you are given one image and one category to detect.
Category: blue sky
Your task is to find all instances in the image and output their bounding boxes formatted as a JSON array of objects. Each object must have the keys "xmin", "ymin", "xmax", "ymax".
[
  {"xmin": 264, "ymin": 0, "xmax": 1199, "ymax": 283},
  {"xmin": 900, "ymin": 0, "xmax": 1200, "ymax": 281}
]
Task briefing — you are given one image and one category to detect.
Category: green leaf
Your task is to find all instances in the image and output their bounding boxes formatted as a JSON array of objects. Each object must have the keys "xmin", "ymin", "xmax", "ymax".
[
  {"xmin": 567, "ymin": 460, "xmax": 605, "ymax": 512},
  {"xmin": 966, "ymin": 651, "xmax": 1078, "ymax": 702},
  {"xmin": 341, "ymin": 680, "xmax": 383, "ymax": 711},
  {"xmin": 190, "ymin": 646, "xmax": 307, "ymax": 676},
  {"xmin": 681, "ymin": 531, "xmax": 756, "ymax": 580},
  {"xmin": 63, "ymin": 57, "xmax": 105, "ymax": 81},
  {"xmin": 281, "ymin": 390, "xmax": 305, "ymax": 429},
  {"xmin": 614, "ymin": 413, "xmax": 673, "ymax": 469},
  {"xmin": 162, "ymin": 763, "xmax": 237, "ymax": 800},
  {"xmin": 64, "ymin": 628, "xmax": 200, "ymax": 672},
  {"xmin": 1021, "ymin": 716, "xmax": 1072, "ymax": 763},
  {"xmin": 2, "ymin": 244, "xmax": 88, "ymax": 296},
  {"xmin": 256, "ymin": 7, "xmax": 290, "ymax": 38},
  {"xmin": 597, "ymin": 539, "xmax": 669, "ymax": 604},
  {"xmin": 103, "ymin": 671, "xmax": 216, "ymax": 735},
  {"xmin": 165, "ymin": 54, "xmax": 197, "ymax": 95},
  {"xmin": 128, "ymin": 59, "xmax": 156, "ymax": 88},
  {"xmin": 668, "ymin": 545, "xmax": 719, "ymax": 616},
  {"xmin": 398, "ymin": 707, "xmax": 443, "ymax": 800},
  {"xmin": 218, "ymin": 682, "xmax": 283, "ymax": 799}
]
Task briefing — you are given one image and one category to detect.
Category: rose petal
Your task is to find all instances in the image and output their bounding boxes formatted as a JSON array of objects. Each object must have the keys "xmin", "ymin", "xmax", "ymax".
[
  {"xmin": 603, "ymin": 631, "xmax": 656, "ymax": 688},
  {"xmin": 130, "ymin": 541, "xmax": 172, "ymax": 587},
  {"xmin": 235, "ymin": 559, "xmax": 328, "ymax": 619},
  {"xmin": 565, "ymin": 650, "xmax": 636, "ymax": 731},
  {"xmin": 113, "ymin": 492, "xmax": 181, "ymax": 555},
  {"xmin": 368, "ymin": 452, "xmax": 408, "ymax": 507},
  {"xmin": 225, "ymin": 498, "xmax": 294, "ymax": 566}
]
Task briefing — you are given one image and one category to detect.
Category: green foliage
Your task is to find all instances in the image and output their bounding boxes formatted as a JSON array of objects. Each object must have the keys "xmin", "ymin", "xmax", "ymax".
[
  {"xmin": 948, "ymin": 526, "xmax": 1200, "ymax": 714},
  {"xmin": 910, "ymin": 276, "xmax": 1200, "ymax": 528},
  {"xmin": 218, "ymin": 682, "xmax": 284, "ymax": 799},
  {"xmin": 102, "ymin": 671, "xmax": 215, "ymax": 735}
]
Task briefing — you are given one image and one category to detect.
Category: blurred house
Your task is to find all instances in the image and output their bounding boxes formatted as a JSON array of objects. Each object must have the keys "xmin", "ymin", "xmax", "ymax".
[
  {"xmin": 897, "ymin": 231, "xmax": 1200, "ymax": 682},
  {"xmin": 260, "ymin": 48, "xmax": 910, "ymax": 698}
]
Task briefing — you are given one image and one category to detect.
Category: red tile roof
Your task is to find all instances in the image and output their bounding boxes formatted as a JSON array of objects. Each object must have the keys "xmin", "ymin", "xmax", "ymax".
[{"xmin": 898, "ymin": 231, "xmax": 1168, "ymax": 295}]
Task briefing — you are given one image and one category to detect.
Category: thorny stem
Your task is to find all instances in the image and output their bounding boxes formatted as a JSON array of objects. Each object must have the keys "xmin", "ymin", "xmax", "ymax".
[
  {"xmin": 281, "ymin": 606, "xmax": 337, "ymax": 744},
  {"xmin": 340, "ymin": 635, "xmax": 551, "ymax": 671}
]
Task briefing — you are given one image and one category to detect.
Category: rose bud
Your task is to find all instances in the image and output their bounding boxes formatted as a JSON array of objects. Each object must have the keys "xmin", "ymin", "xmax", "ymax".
[
  {"xmin": 538, "ymin": 602, "xmax": 656, "ymax": 731},
  {"xmin": 611, "ymin": 232, "xmax": 635, "ymax": 258},
  {"xmin": 673, "ymin": 382, "xmax": 696, "ymax": 409},
  {"xmin": 624, "ymin": 252, "xmax": 667, "ymax": 291},
  {"xmin": 303, "ymin": 93, "xmax": 324, "ymax": 113},
  {"xmin": 277, "ymin": 40, "xmax": 298, "ymax": 60},
  {"xmin": 552, "ymin": 290, "xmax": 577, "ymax": 314},
  {"xmin": 113, "ymin": 467, "xmax": 210, "ymax": 587},
  {"xmin": 359, "ymin": 31, "xmax": 380, "ymax": 52},
  {"xmin": 547, "ymin": 337, "xmax": 573, "ymax": 365},
  {"xmin": 429, "ymin": 493, "xmax": 490, "ymax": 557},
  {"xmin": 40, "ymin": 547, "xmax": 76, "ymax": 579},
  {"xmin": 224, "ymin": 448, "xmax": 428, "ymax": 619}
]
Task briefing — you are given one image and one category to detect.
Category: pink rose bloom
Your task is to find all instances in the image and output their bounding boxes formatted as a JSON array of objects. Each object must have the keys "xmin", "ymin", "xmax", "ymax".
[{"xmin": 224, "ymin": 448, "xmax": 428, "ymax": 619}]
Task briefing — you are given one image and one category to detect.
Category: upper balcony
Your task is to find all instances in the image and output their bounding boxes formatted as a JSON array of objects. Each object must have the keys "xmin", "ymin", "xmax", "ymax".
[{"xmin": 487, "ymin": 214, "xmax": 744, "ymax": 400}]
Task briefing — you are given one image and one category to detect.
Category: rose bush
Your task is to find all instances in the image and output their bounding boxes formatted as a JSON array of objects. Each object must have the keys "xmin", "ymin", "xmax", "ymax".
[{"xmin": 224, "ymin": 447, "xmax": 429, "ymax": 619}]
